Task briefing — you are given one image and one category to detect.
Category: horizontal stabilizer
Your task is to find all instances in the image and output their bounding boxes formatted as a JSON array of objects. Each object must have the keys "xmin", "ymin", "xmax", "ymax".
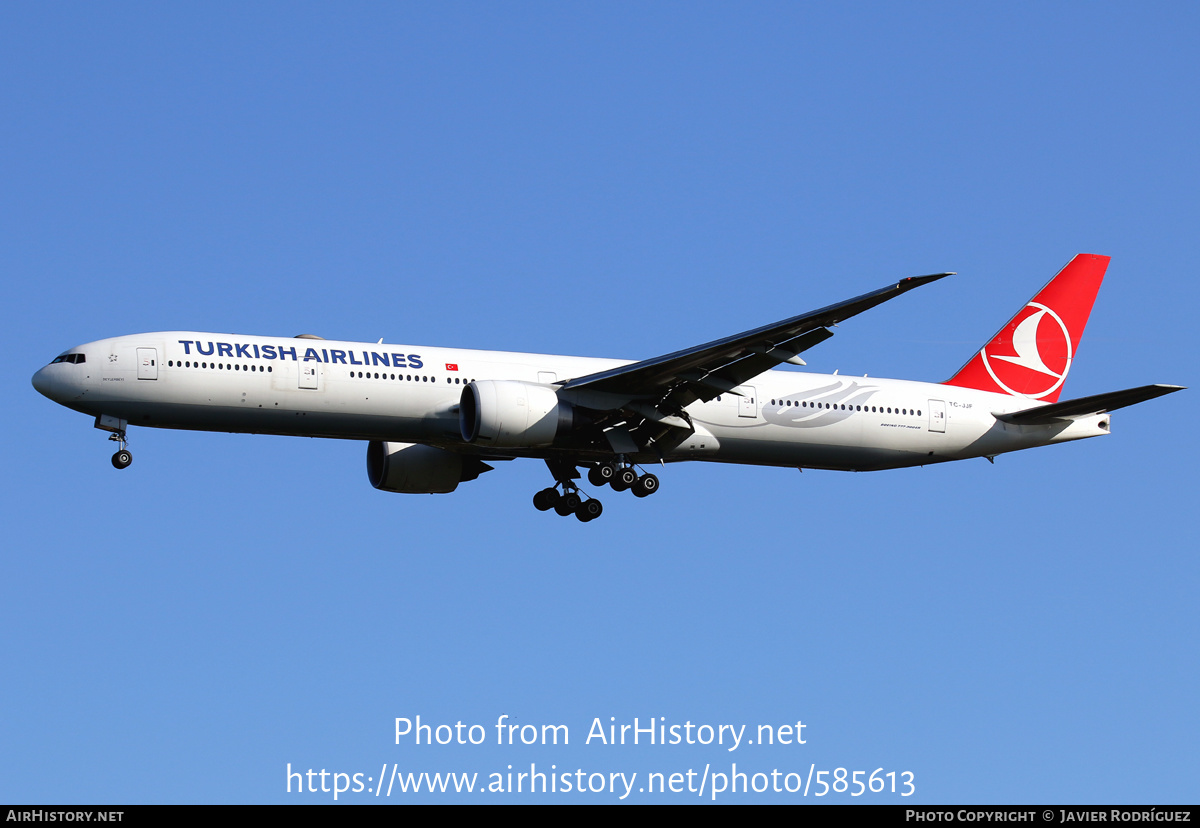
[{"xmin": 995, "ymin": 384, "xmax": 1185, "ymax": 425}]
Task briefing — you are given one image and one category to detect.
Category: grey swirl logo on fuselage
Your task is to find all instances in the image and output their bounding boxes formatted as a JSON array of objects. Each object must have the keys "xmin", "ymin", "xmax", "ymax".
[{"xmin": 763, "ymin": 379, "xmax": 880, "ymax": 428}]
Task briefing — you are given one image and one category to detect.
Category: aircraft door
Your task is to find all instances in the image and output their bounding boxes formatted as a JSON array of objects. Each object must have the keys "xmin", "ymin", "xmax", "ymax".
[
  {"xmin": 136, "ymin": 348, "xmax": 158, "ymax": 380},
  {"xmin": 299, "ymin": 359, "xmax": 321, "ymax": 390},
  {"xmin": 928, "ymin": 399, "xmax": 946, "ymax": 433},
  {"xmin": 737, "ymin": 385, "xmax": 758, "ymax": 419}
]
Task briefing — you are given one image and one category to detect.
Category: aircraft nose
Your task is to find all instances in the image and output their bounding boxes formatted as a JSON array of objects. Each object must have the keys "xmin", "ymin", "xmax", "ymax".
[{"xmin": 31, "ymin": 365, "xmax": 56, "ymax": 399}]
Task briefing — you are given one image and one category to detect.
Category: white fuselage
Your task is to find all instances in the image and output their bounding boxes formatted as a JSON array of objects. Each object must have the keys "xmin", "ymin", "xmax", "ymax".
[{"xmin": 32, "ymin": 331, "xmax": 1110, "ymax": 472}]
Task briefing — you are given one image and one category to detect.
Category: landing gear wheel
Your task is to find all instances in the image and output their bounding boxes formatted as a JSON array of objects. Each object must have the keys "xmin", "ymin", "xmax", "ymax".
[
  {"xmin": 591, "ymin": 463, "xmax": 617, "ymax": 486},
  {"xmin": 111, "ymin": 449, "xmax": 132, "ymax": 470},
  {"xmin": 588, "ymin": 464, "xmax": 617, "ymax": 487},
  {"xmin": 612, "ymin": 467, "xmax": 638, "ymax": 492},
  {"xmin": 533, "ymin": 487, "xmax": 560, "ymax": 511},
  {"xmin": 632, "ymin": 473, "xmax": 659, "ymax": 498},
  {"xmin": 555, "ymin": 491, "xmax": 582, "ymax": 516},
  {"xmin": 576, "ymin": 499, "xmax": 603, "ymax": 522}
]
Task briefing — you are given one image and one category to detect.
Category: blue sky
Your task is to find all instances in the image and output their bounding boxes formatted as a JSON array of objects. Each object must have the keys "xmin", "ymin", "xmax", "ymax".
[{"xmin": 2, "ymin": 3, "xmax": 1196, "ymax": 804}]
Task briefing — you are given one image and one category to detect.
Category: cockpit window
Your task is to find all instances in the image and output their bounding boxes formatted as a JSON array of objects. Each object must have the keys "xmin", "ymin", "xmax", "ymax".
[{"xmin": 50, "ymin": 353, "xmax": 85, "ymax": 365}]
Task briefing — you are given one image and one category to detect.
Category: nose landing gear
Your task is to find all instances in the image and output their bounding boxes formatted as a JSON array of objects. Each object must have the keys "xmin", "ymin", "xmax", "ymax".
[
  {"xmin": 109, "ymin": 432, "xmax": 132, "ymax": 469},
  {"xmin": 96, "ymin": 415, "xmax": 133, "ymax": 470}
]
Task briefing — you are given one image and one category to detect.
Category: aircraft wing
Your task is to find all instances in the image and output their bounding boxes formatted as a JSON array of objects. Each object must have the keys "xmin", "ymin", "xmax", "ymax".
[
  {"xmin": 561, "ymin": 272, "xmax": 953, "ymax": 409},
  {"xmin": 994, "ymin": 384, "xmax": 1185, "ymax": 425}
]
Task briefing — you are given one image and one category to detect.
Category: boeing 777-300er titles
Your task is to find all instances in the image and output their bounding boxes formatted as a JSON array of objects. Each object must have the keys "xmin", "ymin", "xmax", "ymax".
[{"xmin": 32, "ymin": 254, "xmax": 1183, "ymax": 522}]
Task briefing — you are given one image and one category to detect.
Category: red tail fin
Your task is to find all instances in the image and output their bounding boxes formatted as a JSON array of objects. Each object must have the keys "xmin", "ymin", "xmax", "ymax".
[{"xmin": 943, "ymin": 254, "xmax": 1109, "ymax": 402}]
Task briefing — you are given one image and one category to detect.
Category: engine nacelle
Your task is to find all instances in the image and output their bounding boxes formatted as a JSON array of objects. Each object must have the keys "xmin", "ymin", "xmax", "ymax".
[
  {"xmin": 459, "ymin": 380, "xmax": 572, "ymax": 448},
  {"xmin": 366, "ymin": 441, "xmax": 490, "ymax": 494}
]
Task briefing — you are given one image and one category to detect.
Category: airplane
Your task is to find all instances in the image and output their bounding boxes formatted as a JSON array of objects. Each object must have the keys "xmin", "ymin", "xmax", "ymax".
[{"xmin": 31, "ymin": 254, "xmax": 1182, "ymax": 521}]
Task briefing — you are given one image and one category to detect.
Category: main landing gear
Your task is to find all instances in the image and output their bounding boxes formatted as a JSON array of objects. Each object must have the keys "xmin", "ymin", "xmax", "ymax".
[
  {"xmin": 588, "ymin": 461, "xmax": 658, "ymax": 498},
  {"xmin": 533, "ymin": 485, "xmax": 603, "ymax": 523},
  {"xmin": 532, "ymin": 458, "xmax": 660, "ymax": 521},
  {"xmin": 533, "ymin": 458, "xmax": 604, "ymax": 522}
]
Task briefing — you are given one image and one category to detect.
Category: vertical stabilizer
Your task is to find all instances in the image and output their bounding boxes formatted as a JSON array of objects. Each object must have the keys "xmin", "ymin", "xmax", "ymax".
[{"xmin": 943, "ymin": 254, "xmax": 1109, "ymax": 402}]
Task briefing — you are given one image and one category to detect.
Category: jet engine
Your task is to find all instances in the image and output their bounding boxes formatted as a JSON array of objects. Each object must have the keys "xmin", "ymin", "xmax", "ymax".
[
  {"xmin": 459, "ymin": 380, "xmax": 572, "ymax": 448},
  {"xmin": 366, "ymin": 441, "xmax": 492, "ymax": 494}
]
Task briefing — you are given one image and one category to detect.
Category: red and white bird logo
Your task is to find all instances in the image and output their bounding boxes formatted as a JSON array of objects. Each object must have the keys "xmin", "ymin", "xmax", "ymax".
[{"xmin": 981, "ymin": 301, "xmax": 1072, "ymax": 399}]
